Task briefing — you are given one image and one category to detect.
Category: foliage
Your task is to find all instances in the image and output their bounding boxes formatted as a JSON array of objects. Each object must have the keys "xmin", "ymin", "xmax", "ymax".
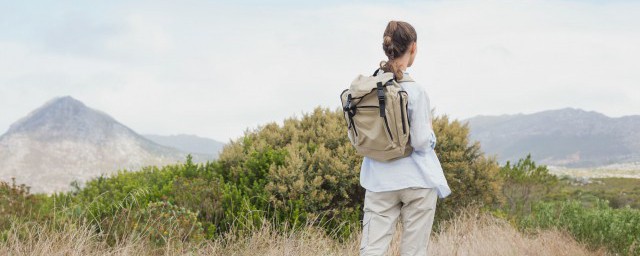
[
  {"xmin": 0, "ymin": 178, "xmax": 51, "ymax": 234},
  {"xmin": 499, "ymin": 154, "xmax": 558, "ymax": 215},
  {"xmin": 520, "ymin": 200, "xmax": 640, "ymax": 255},
  {"xmin": 168, "ymin": 176, "xmax": 224, "ymax": 238},
  {"xmin": 434, "ymin": 115, "xmax": 503, "ymax": 220},
  {"xmin": 133, "ymin": 201, "xmax": 205, "ymax": 245},
  {"xmin": 215, "ymin": 108, "xmax": 363, "ymax": 238},
  {"xmin": 213, "ymin": 108, "xmax": 505, "ymax": 237},
  {"xmin": 551, "ymin": 177, "xmax": 640, "ymax": 209}
]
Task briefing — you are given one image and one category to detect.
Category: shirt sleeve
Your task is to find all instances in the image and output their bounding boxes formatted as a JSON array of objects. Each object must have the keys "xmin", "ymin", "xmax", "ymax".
[{"xmin": 408, "ymin": 84, "xmax": 437, "ymax": 153}]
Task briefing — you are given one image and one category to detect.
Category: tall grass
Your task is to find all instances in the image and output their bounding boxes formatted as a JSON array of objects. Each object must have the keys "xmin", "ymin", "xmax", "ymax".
[
  {"xmin": 0, "ymin": 208, "xmax": 602, "ymax": 256},
  {"xmin": 426, "ymin": 209, "xmax": 604, "ymax": 256}
]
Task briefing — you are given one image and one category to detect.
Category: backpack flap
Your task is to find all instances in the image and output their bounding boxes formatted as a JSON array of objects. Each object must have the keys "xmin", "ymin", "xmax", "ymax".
[{"xmin": 349, "ymin": 72, "xmax": 395, "ymax": 98}]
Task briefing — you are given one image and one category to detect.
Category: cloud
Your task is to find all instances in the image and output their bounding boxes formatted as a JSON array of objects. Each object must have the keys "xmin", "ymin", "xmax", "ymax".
[{"xmin": 1, "ymin": 0, "xmax": 639, "ymax": 141}]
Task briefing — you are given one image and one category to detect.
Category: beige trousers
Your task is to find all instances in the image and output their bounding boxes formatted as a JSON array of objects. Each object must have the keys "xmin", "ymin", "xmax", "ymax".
[{"xmin": 360, "ymin": 187, "xmax": 438, "ymax": 256}]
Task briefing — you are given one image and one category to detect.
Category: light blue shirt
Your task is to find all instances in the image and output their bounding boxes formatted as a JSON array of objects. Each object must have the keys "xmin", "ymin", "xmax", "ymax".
[{"xmin": 359, "ymin": 70, "xmax": 452, "ymax": 199}]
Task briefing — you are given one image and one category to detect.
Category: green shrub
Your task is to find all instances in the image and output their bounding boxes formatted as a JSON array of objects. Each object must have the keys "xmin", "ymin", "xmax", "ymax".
[
  {"xmin": 433, "ymin": 114, "xmax": 503, "ymax": 221},
  {"xmin": 216, "ymin": 108, "xmax": 504, "ymax": 237},
  {"xmin": 499, "ymin": 154, "xmax": 558, "ymax": 216},
  {"xmin": 134, "ymin": 201, "xmax": 205, "ymax": 245},
  {"xmin": 168, "ymin": 176, "xmax": 224, "ymax": 238},
  {"xmin": 521, "ymin": 200, "xmax": 640, "ymax": 255},
  {"xmin": 216, "ymin": 108, "xmax": 363, "ymax": 239},
  {"xmin": 68, "ymin": 167, "xmax": 172, "ymax": 220},
  {"xmin": 551, "ymin": 177, "xmax": 640, "ymax": 209}
]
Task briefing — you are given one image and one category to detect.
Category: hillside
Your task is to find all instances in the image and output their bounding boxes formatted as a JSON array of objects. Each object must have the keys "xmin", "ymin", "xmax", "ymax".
[
  {"xmin": 1, "ymin": 107, "xmax": 636, "ymax": 255},
  {"xmin": 0, "ymin": 96, "xmax": 208, "ymax": 193},
  {"xmin": 464, "ymin": 107, "xmax": 640, "ymax": 168}
]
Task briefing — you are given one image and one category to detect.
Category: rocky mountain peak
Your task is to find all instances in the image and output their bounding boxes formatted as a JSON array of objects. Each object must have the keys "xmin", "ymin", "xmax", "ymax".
[
  {"xmin": 0, "ymin": 96, "xmax": 204, "ymax": 193},
  {"xmin": 5, "ymin": 96, "xmax": 124, "ymax": 142}
]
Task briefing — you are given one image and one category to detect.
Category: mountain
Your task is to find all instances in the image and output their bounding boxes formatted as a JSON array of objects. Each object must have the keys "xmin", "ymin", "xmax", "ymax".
[
  {"xmin": 0, "ymin": 96, "xmax": 208, "ymax": 193},
  {"xmin": 144, "ymin": 134, "xmax": 224, "ymax": 158},
  {"xmin": 464, "ymin": 107, "xmax": 640, "ymax": 168}
]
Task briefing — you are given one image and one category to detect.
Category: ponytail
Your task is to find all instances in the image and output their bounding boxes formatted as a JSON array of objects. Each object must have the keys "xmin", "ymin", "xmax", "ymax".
[{"xmin": 379, "ymin": 60, "xmax": 403, "ymax": 80}]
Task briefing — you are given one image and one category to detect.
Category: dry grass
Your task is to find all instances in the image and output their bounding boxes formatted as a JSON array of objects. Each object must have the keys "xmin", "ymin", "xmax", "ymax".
[
  {"xmin": 0, "ymin": 210, "xmax": 606, "ymax": 256},
  {"xmin": 424, "ymin": 210, "xmax": 606, "ymax": 256}
]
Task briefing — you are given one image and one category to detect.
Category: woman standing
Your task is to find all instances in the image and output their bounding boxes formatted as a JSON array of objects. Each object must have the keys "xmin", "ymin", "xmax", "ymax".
[{"xmin": 359, "ymin": 20, "xmax": 451, "ymax": 256}]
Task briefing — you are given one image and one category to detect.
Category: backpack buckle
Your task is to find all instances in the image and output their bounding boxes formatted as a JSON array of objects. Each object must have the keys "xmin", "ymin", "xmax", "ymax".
[
  {"xmin": 376, "ymin": 82, "xmax": 385, "ymax": 102},
  {"xmin": 343, "ymin": 95, "xmax": 351, "ymax": 112},
  {"xmin": 343, "ymin": 94, "xmax": 356, "ymax": 118}
]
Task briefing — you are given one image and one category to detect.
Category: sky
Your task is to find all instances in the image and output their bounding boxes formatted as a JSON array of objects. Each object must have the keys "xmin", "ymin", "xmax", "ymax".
[{"xmin": 1, "ymin": 0, "xmax": 639, "ymax": 142}]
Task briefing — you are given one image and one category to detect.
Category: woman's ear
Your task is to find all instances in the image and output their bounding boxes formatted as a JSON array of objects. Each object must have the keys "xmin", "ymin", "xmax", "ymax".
[{"xmin": 408, "ymin": 42, "xmax": 417, "ymax": 67}]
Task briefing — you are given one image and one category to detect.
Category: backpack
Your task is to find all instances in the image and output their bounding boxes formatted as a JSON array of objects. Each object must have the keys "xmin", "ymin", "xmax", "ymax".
[{"xmin": 340, "ymin": 68, "xmax": 413, "ymax": 162}]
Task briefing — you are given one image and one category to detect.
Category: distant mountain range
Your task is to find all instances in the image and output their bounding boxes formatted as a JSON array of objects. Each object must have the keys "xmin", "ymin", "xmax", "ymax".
[
  {"xmin": 0, "ymin": 96, "xmax": 222, "ymax": 193},
  {"xmin": 144, "ymin": 134, "xmax": 225, "ymax": 157},
  {"xmin": 464, "ymin": 107, "xmax": 640, "ymax": 168}
]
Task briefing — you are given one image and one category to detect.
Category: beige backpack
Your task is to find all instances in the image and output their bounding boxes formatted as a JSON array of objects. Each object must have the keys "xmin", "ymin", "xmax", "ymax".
[{"xmin": 340, "ymin": 69, "xmax": 413, "ymax": 162}]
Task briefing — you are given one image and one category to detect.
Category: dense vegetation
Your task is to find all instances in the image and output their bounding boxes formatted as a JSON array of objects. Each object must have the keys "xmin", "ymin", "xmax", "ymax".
[
  {"xmin": 552, "ymin": 177, "xmax": 640, "ymax": 209},
  {"xmin": 497, "ymin": 155, "xmax": 640, "ymax": 254},
  {"xmin": 522, "ymin": 200, "xmax": 640, "ymax": 255},
  {"xmin": 1, "ymin": 107, "xmax": 639, "ymax": 254}
]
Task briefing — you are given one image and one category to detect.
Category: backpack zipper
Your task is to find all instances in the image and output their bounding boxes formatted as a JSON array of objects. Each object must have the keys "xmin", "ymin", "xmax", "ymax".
[
  {"xmin": 382, "ymin": 116, "xmax": 393, "ymax": 140},
  {"xmin": 398, "ymin": 91, "xmax": 407, "ymax": 134}
]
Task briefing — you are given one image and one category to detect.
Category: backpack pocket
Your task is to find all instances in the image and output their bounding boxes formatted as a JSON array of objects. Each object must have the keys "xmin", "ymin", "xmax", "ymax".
[{"xmin": 351, "ymin": 106, "xmax": 394, "ymax": 151}]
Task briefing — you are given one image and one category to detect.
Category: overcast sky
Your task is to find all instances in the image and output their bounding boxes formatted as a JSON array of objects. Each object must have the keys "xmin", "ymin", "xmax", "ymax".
[{"xmin": 1, "ymin": 0, "xmax": 638, "ymax": 142}]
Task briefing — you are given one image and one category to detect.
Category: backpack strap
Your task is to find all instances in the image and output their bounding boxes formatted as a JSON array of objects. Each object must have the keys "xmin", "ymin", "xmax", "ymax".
[
  {"xmin": 373, "ymin": 68, "xmax": 415, "ymax": 83},
  {"xmin": 376, "ymin": 81, "xmax": 386, "ymax": 117}
]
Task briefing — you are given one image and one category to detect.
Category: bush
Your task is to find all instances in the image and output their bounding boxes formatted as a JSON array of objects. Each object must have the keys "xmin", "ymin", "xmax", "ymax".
[
  {"xmin": 216, "ymin": 108, "xmax": 504, "ymax": 237},
  {"xmin": 134, "ymin": 201, "xmax": 205, "ymax": 245},
  {"xmin": 433, "ymin": 114, "xmax": 503, "ymax": 221},
  {"xmin": 0, "ymin": 178, "xmax": 46, "ymax": 232},
  {"xmin": 168, "ymin": 176, "xmax": 224, "ymax": 238},
  {"xmin": 520, "ymin": 200, "xmax": 640, "ymax": 255},
  {"xmin": 216, "ymin": 108, "xmax": 363, "ymax": 239},
  {"xmin": 499, "ymin": 154, "xmax": 558, "ymax": 216}
]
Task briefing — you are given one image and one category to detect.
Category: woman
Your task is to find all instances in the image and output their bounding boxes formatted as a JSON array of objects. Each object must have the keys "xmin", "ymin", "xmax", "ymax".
[{"xmin": 359, "ymin": 20, "xmax": 451, "ymax": 256}]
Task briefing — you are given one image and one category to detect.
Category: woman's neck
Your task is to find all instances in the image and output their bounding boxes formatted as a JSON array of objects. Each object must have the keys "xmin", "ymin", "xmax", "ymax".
[{"xmin": 394, "ymin": 56, "xmax": 410, "ymax": 72}]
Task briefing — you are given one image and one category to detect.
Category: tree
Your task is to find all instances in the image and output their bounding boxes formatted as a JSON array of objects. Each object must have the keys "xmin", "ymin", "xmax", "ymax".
[{"xmin": 500, "ymin": 154, "xmax": 558, "ymax": 215}]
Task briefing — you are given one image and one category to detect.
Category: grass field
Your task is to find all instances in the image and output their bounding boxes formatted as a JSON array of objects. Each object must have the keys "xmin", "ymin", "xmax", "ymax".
[{"xmin": 548, "ymin": 165, "xmax": 640, "ymax": 179}]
